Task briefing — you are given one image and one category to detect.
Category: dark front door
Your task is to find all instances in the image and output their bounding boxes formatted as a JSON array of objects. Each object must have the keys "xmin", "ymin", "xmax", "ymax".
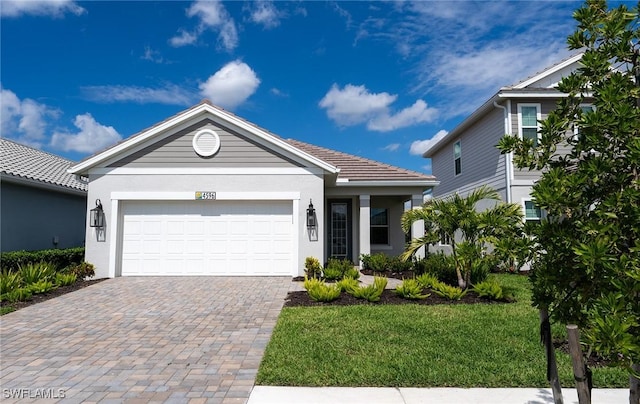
[{"xmin": 328, "ymin": 200, "xmax": 352, "ymax": 260}]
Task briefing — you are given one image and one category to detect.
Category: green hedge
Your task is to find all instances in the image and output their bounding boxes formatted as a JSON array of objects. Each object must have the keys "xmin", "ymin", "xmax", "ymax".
[{"xmin": 1, "ymin": 247, "xmax": 85, "ymax": 272}]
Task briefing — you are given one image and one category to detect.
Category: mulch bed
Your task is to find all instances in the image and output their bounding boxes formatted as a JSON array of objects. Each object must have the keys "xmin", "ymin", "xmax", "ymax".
[
  {"xmin": 1, "ymin": 279, "xmax": 107, "ymax": 313},
  {"xmin": 284, "ymin": 288, "xmax": 510, "ymax": 308},
  {"xmin": 554, "ymin": 339, "xmax": 613, "ymax": 368}
]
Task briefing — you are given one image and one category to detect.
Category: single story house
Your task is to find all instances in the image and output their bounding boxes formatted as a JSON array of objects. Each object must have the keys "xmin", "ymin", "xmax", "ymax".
[
  {"xmin": 1, "ymin": 138, "xmax": 88, "ymax": 252},
  {"xmin": 69, "ymin": 101, "xmax": 438, "ymax": 278}
]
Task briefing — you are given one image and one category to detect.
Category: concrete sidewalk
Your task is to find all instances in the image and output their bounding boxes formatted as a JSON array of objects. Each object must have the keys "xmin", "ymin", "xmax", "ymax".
[{"xmin": 247, "ymin": 386, "xmax": 628, "ymax": 404}]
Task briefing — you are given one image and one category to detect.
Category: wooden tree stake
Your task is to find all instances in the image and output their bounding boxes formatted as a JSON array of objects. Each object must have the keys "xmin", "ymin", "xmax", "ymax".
[{"xmin": 567, "ymin": 324, "xmax": 590, "ymax": 404}]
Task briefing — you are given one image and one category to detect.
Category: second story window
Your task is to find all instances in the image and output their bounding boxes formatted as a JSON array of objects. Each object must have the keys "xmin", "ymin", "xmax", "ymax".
[
  {"xmin": 519, "ymin": 104, "xmax": 541, "ymax": 146},
  {"xmin": 454, "ymin": 141, "xmax": 461, "ymax": 176}
]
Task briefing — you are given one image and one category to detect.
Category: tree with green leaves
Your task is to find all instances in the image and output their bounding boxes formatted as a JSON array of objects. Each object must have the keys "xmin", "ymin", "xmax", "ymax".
[
  {"xmin": 497, "ymin": 1, "xmax": 640, "ymax": 401},
  {"xmin": 401, "ymin": 185, "xmax": 525, "ymax": 289}
]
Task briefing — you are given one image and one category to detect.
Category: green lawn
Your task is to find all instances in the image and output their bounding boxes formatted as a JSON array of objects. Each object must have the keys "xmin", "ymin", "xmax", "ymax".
[{"xmin": 256, "ymin": 274, "xmax": 628, "ymax": 387}]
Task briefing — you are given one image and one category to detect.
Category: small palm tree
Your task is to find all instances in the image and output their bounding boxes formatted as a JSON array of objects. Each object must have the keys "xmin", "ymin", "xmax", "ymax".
[{"xmin": 402, "ymin": 186, "xmax": 525, "ymax": 289}]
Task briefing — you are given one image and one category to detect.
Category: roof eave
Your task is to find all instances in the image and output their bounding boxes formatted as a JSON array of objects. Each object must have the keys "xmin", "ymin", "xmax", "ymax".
[
  {"xmin": 335, "ymin": 180, "xmax": 440, "ymax": 187},
  {"xmin": 1, "ymin": 173, "xmax": 88, "ymax": 196}
]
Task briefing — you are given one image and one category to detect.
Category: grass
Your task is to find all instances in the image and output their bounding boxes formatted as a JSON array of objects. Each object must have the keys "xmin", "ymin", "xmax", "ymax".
[{"xmin": 257, "ymin": 274, "xmax": 628, "ymax": 387}]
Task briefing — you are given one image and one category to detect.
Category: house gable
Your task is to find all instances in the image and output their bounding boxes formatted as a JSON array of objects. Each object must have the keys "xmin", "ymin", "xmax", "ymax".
[
  {"xmin": 69, "ymin": 101, "xmax": 338, "ymax": 176},
  {"xmin": 108, "ymin": 119, "xmax": 302, "ymax": 168}
]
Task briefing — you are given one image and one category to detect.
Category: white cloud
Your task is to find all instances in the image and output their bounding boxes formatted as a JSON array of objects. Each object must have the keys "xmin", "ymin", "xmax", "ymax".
[
  {"xmin": 141, "ymin": 46, "xmax": 171, "ymax": 64},
  {"xmin": 382, "ymin": 143, "xmax": 400, "ymax": 152},
  {"xmin": 368, "ymin": 100, "xmax": 438, "ymax": 132},
  {"xmin": 270, "ymin": 88, "xmax": 288, "ymax": 97},
  {"xmin": 81, "ymin": 84, "xmax": 195, "ymax": 106},
  {"xmin": 199, "ymin": 60, "xmax": 260, "ymax": 110},
  {"xmin": 355, "ymin": 2, "xmax": 575, "ymax": 118},
  {"xmin": 247, "ymin": 1, "xmax": 280, "ymax": 29},
  {"xmin": 51, "ymin": 113, "xmax": 121, "ymax": 153},
  {"xmin": 319, "ymin": 84, "xmax": 396, "ymax": 126},
  {"xmin": 169, "ymin": 29, "xmax": 198, "ymax": 47},
  {"xmin": 410, "ymin": 130, "xmax": 448, "ymax": 156},
  {"xmin": 0, "ymin": 86, "xmax": 59, "ymax": 147},
  {"xmin": 170, "ymin": 0, "xmax": 238, "ymax": 51},
  {"xmin": 319, "ymin": 84, "xmax": 436, "ymax": 132},
  {"xmin": 1, "ymin": 0, "xmax": 85, "ymax": 18}
]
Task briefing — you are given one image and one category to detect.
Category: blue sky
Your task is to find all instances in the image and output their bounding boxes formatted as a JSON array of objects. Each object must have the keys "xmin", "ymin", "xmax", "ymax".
[{"xmin": 1, "ymin": 0, "xmax": 599, "ymax": 174}]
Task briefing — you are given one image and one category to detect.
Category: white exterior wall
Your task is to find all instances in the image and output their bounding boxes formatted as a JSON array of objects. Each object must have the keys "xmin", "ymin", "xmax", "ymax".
[{"xmin": 85, "ymin": 170, "xmax": 324, "ymax": 278}]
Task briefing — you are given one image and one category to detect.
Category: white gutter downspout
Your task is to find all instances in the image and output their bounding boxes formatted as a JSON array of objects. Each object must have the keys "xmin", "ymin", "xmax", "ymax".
[{"xmin": 493, "ymin": 100, "xmax": 512, "ymax": 203}]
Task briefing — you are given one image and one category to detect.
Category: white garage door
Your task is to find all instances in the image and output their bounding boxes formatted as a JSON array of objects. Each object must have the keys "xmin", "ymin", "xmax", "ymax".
[{"xmin": 121, "ymin": 200, "xmax": 294, "ymax": 276}]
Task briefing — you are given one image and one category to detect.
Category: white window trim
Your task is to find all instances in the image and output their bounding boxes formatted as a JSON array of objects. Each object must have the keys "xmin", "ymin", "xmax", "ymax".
[
  {"xmin": 453, "ymin": 140, "xmax": 462, "ymax": 177},
  {"xmin": 517, "ymin": 103, "xmax": 542, "ymax": 144}
]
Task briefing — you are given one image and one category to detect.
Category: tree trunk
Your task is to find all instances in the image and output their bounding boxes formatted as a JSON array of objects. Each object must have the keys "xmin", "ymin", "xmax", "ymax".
[
  {"xmin": 567, "ymin": 325, "xmax": 590, "ymax": 404},
  {"xmin": 630, "ymin": 363, "xmax": 640, "ymax": 404},
  {"xmin": 540, "ymin": 309, "xmax": 564, "ymax": 404}
]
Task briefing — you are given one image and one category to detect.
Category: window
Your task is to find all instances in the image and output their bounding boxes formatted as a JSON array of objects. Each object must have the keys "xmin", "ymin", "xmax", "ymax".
[
  {"xmin": 454, "ymin": 141, "xmax": 461, "ymax": 175},
  {"xmin": 370, "ymin": 208, "xmax": 389, "ymax": 245},
  {"xmin": 518, "ymin": 104, "xmax": 541, "ymax": 146},
  {"xmin": 439, "ymin": 231, "xmax": 452, "ymax": 246},
  {"xmin": 524, "ymin": 200, "xmax": 542, "ymax": 224},
  {"xmin": 573, "ymin": 104, "xmax": 595, "ymax": 139}
]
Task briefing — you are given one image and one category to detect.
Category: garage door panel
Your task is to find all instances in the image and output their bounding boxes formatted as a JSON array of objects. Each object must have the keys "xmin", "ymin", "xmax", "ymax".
[{"xmin": 121, "ymin": 200, "xmax": 293, "ymax": 276}]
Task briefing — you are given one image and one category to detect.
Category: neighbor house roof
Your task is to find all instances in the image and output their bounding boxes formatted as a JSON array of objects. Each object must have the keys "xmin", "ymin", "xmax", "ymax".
[
  {"xmin": 422, "ymin": 53, "xmax": 584, "ymax": 158},
  {"xmin": 1, "ymin": 138, "xmax": 87, "ymax": 194},
  {"xmin": 286, "ymin": 139, "xmax": 437, "ymax": 185}
]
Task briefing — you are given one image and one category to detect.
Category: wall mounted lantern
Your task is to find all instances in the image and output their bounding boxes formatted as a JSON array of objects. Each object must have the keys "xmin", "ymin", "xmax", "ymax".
[
  {"xmin": 90, "ymin": 199, "xmax": 105, "ymax": 228},
  {"xmin": 306, "ymin": 199, "xmax": 316, "ymax": 229}
]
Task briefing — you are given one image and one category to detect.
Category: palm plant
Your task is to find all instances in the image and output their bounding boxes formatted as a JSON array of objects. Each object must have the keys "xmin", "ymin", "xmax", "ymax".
[{"xmin": 401, "ymin": 186, "xmax": 525, "ymax": 289}]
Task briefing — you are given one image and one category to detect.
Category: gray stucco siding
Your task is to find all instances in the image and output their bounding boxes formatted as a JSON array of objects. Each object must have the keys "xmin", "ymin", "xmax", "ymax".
[
  {"xmin": 432, "ymin": 107, "xmax": 506, "ymax": 198},
  {"xmin": 84, "ymin": 171, "xmax": 325, "ymax": 278},
  {"xmin": 1, "ymin": 182, "xmax": 86, "ymax": 252},
  {"xmin": 109, "ymin": 120, "xmax": 301, "ymax": 168}
]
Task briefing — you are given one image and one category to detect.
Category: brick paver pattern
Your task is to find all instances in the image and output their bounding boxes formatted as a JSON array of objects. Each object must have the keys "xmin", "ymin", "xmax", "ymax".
[{"xmin": 0, "ymin": 277, "xmax": 291, "ymax": 404}]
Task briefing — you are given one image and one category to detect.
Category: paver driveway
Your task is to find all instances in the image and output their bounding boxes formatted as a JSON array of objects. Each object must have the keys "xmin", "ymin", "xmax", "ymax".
[{"xmin": 1, "ymin": 277, "xmax": 291, "ymax": 404}]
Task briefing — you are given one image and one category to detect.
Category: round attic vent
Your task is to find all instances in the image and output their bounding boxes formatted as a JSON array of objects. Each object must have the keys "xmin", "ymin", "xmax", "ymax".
[{"xmin": 192, "ymin": 129, "xmax": 221, "ymax": 157}]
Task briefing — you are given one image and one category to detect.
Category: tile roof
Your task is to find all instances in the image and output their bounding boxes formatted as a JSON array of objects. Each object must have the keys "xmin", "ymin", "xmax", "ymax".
[
  {"xmin": 285, "ymin": 139, "xmax": 436, "ymax": 182},
  {"xmin": 1, "ymin": 138, "xmax": 87, "ymax": 192}
]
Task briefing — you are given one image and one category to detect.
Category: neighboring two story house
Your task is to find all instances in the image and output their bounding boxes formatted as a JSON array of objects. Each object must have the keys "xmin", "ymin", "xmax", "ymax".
[{"xmin": 422, "ymin": 53, "xmax": 588, "ymax": 224}]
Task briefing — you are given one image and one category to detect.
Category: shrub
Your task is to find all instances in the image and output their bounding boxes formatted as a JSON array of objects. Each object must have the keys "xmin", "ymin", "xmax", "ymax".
[
  {"xmin": 18, "ymin": 262, "xmax": 55, "ymax": 285},
  {"xmin": 0, "ymin": 270, "xmax": 21, "ymax": 295},
  {"xmin": 337, "ymin": 277, "xmax": 359, "ymax": 294},
  {"xmin": 2, "ymin": 288, "xmax": 32, "ymax": 303},
  {"xmin": 323, "ymin": 266, "xmax": 343, "ymax": 281},
  {"xmin": 304, "ymin": 257, "xmax": 323, "ymax": 279},
  {"xmin": 1, "ymin": 247, "xmax": 84, "ymax": 273},
  {"xmin": 388, "ymin": 256, "xmax": 413, "ymax": 274},
  {"xmin": 415, "ymin": 273, "xmax": 440, "ymax": 289},
  {"xmin": 395, "ymin": 278, "xmax": 429, "ymax": 300},
  {"xmin": 54, "ymin": 273, "xmax": 77, "ymax": 287},
  {"xmin": 343, "ymin": 267, "xmax": 360, "ymax": 280},
  {"xmin": 421, "ymin": 253, "xmax": 457, "ymax": 285},
  {"xmin": 432, "ymin": 281, "xmax": 467, "ymax": 301},
  {"xmin": 67, "ymin": 262, "xmax": 95, "ymax": 279},
  {"xmin": 308, "ymin": 283, "xmax": 341, "ymax": 302},
  {"xmin": 360, "ymin": 253, "xmax": 389, "ymax": 273},
  {"xmin": 27, "ymin": 280, "xmax": 56, "ymax": 294},
  {"xmin": 470, "ymin": 255, "xmax": 497, "ymax": 285},
  {"xmin": 304, "ymin": 277, "xmax": 341, "ymax": 302},
  {"xmin": 473, "ymin": 279, "xmax": 515, "ymax": 302},
  {"xmin": 350, "ymin": 276, "xmax": 387, "ymax": 302},
  {"xmin": 304, "ymin": 276, "xmax": 323, "ymax": 291}
]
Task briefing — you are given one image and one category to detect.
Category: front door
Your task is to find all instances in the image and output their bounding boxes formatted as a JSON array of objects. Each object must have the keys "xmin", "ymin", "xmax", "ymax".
[{"xmin": 327, "ymin": 200, "xmax": 352, "ymax": 260}]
